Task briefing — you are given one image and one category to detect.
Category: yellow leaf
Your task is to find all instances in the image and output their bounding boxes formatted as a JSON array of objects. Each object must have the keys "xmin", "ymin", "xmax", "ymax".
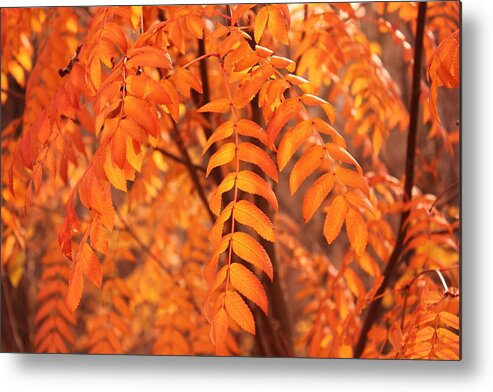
[{"xmin": 254, "ymin": 7, "xmax": 269, "ymax": 43}]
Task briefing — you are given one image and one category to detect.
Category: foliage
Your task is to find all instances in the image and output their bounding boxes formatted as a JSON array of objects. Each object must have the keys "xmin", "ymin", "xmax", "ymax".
[{"xmin": 1, "ymin": 2, "xmax": 460, "ymax": 359}]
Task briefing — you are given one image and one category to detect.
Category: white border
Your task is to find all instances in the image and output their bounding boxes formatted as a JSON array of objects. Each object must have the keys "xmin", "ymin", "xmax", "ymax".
[{"xmin": 2, "ymin": 0, "xmax": 492, "ymax": 391}]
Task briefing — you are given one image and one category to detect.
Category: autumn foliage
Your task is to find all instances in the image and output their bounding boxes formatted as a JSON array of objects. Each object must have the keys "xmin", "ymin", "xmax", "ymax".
[{"xmin": 1, "ymin": 2, "xmax": 460, "ymax": 359}]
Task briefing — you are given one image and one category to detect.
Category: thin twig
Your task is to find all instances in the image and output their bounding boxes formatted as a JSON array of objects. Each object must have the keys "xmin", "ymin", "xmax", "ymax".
[
  {"xmin": 182, "ymin": 52, "xmax": 220, "ymax": 70},
  {"xmin": 429, "ymin": 181, "xmax": 459, "ymax": 212},
  {"xmin": 399, "ymin": 265, "xmax": 459, "ymax": 329},
  {"xmin": 1, "ymin": 88, "xmax": 24, "ymax": 100},
  {"xmin": 116, "ymin": 209, "xmax": 173, "ymax": 276},
  {"xmin": 155, "ymin": 147, "xmax": 206, "ymax": 173}
]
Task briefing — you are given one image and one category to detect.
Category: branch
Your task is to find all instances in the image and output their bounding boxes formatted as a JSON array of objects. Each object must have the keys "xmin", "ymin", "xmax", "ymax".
[
  {"xmin": 116, "ymin": 209, "xmax": 173, "ymax": 276},
  {"xmin": 170, "ymin": 123, "xmax": 215, "ymax": 223},
  {"xmin": 354, "ymin": 2, "xmax": 428, "ymax": 358},
  {"xmin": 155, "ymin": 147, "xmax": 206, "ymax": 173}
]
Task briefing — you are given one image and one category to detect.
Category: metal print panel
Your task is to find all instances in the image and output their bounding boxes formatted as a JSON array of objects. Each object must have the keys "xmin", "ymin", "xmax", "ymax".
[{"xmin": 1, "ymin": 1, "xmax": 461, "ymax": 359}]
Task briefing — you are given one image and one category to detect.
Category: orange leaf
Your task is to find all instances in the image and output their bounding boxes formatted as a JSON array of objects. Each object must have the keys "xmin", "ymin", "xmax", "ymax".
[
  {"xmin": 335, "ymin": 166, "xmax": 370, "ymax": 197},
  {"xmin": 198, "ymin": 98, "xmax": 231, "ymax": 113},
  {"xmin": 324, "ymin": 143, "xmax": 362, "ymax": 174},
  {"xmin": 289, "ymin": 145, "xmax": 324, "ymax": 194},
  {"xmin": 233, "ymin": 200, "xmax": 275, "ymax": 242},
  {"xmin": 302, "ymin": 172, "xmax": 335, "ymax": 222},
  {"xmin": 269, "ymin": 55, "xmax": 295, "ymax": 71},
  {"xmin": 206, "ymin": 142, "xmax": 236, "ymax": 177},
  {"xmin": 104, "ymin": 152, "xmax": 127, "ymax": 192},
  {"xmin": 277, "ymin": 120, "xmax": 312, "ymax": 171},
  {"xmin": 209, "ymin": 205, "xmax": 233, "ymax": 245},
  {"xmin": 231, "ymin": 232, "xmax": 273, "ymax": 281},
  {"xmin": 237, "ymin": 142, "xmax": 278, "ymax": 182},
  {"xmin": 209, "ymin": 174, "xmax": 236, "ymax": 216},
  {"xmin": 78, "ymin": 243, "xmax": 103, "ymax": 288},
  {"xmin": 224, "ymin": 290, "xmax": 255, "ymax": 335},
  {"xmin": 231, "ymin": 4, "xmax": 255, "ymax": 26},
  {"xmin": 212, "ymin": 308, "xmax": 228, "ymax": 355},
  {"xmin": 266, "ymin": 97, "xmax": 302, "ymax": 147},
  {"xmin": 66, "ymin": 262, "xmax": 83, "ymax": 313},
  {"xmin": 254, "ymin": 7, "xmax": 269, "ymax": 43},
  {"xmin": 313, "ymin": 118, "xmax": 346, "ymax": 147},
  {"xmin": 236, "ymin": 119, "xmax": 268, "ymax": 146},
  {"xmin": 255, "ymin": 44, "xmax": 273, "ymax": 58},
  {"xmin": 202, "ymin": 120, "xmax": 235, "ymax": 156},
  {"xmin": 236, "ymin": 170, "xmax": 278, "ymax": 212},
  {"xmin": 323, "ymin": 195, "xmax": 348, "ymax": 244},
  {"xmin": 267, "ymin": 5, "xmax": 289, "ymax": 45},
  {"xmin": 124, "ymin": 96, "xmax": 159, "ymax": 138},
  {"xmin": 126, "ymin": 46, "xmax": 172, "ymax": 69},
  {"xmin": 229, "ymin": 262, "xmax": 268, "ymax": 314},
  {"xmin": 345, "ymin": 208, "xmax": 368, "ymax": 256}
]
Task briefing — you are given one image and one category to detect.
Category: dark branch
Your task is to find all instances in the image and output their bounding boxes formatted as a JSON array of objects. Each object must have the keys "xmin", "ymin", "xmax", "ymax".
[
  {"xmin": 171, "ymin": 123, "xmax": 215, "ymax": 223},
  {"xmin": 155, "ymin": 147, "xmax": 206, "ymax": 173},
  {"xmin": 354, "ymin": 2, "xmax": 428, "ymax": 358}
]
